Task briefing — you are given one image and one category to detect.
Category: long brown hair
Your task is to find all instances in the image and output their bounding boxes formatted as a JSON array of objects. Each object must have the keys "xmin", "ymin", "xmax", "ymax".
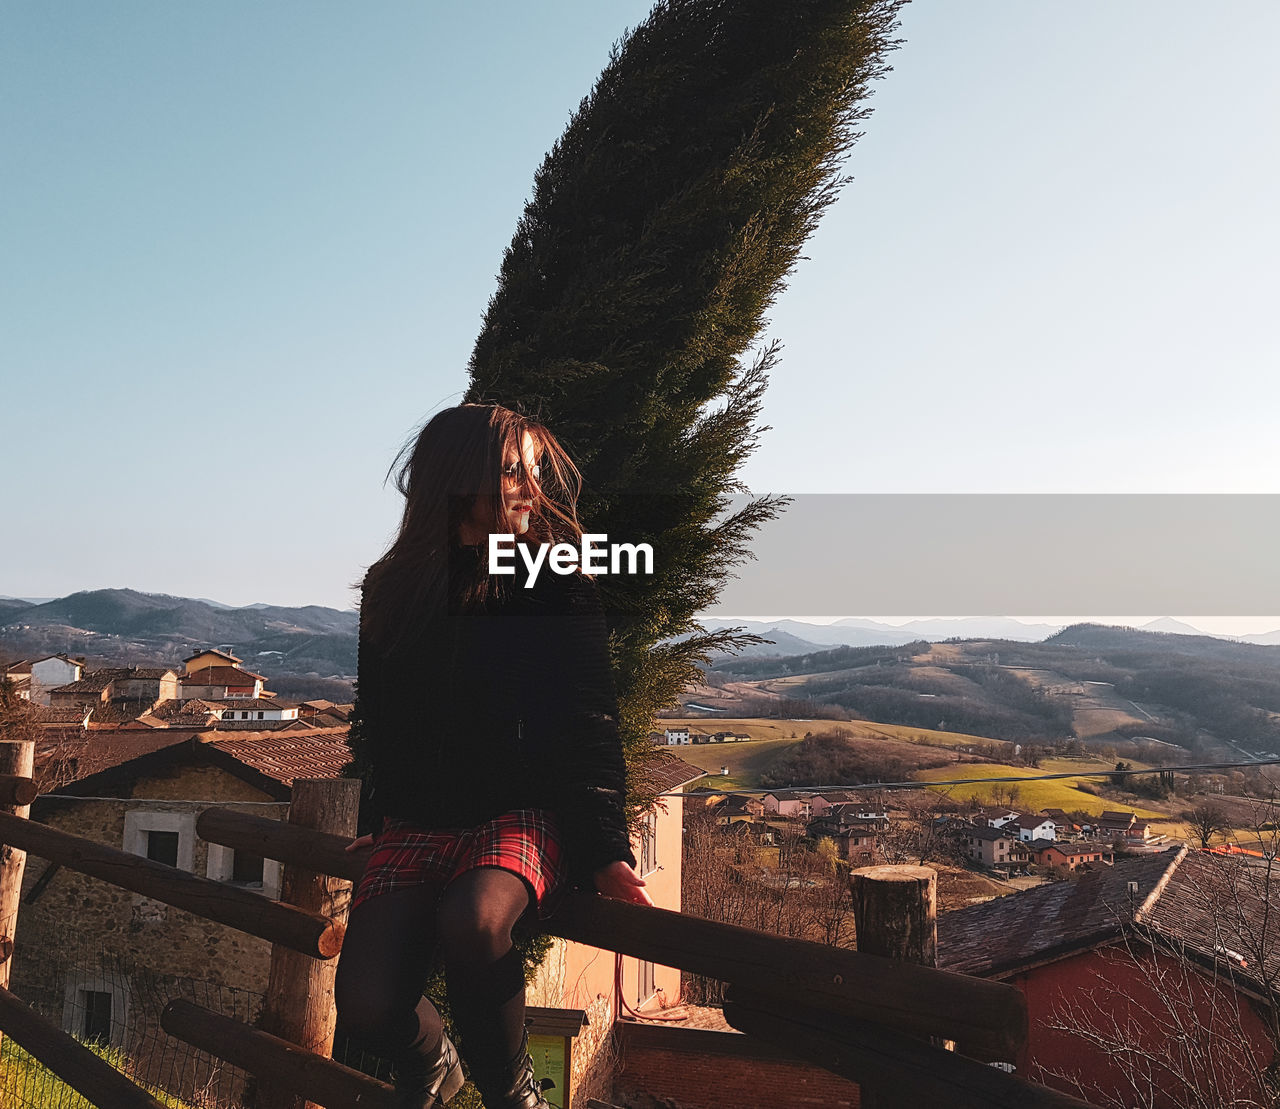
[{"xmin": 360, "ymin": 404, "xmax": 584, "ymax": 651}]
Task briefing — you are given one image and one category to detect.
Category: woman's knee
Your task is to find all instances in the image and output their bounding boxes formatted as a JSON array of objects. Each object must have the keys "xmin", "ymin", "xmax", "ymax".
[{"xmin": 436, "ymin": 871, "xmax": 528, "ymax": 964}]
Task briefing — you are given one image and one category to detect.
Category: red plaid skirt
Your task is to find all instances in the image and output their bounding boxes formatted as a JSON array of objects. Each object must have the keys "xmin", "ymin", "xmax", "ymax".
[{"xmin": 352, "ymin": 808, "xmax": 567, "ymax": 913}]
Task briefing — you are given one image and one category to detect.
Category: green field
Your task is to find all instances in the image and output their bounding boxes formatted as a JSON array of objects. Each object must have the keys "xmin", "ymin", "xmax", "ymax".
[
  {"xmin": 841, "ymin": 720, "xmax": 1008, "ymax": 750},
  {"xmin": 916, "ymin": 758, "xmax": 1166, "ymax": 818}
]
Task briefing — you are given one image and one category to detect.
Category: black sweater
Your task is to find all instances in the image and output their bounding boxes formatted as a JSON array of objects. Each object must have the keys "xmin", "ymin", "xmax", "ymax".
[{"xmin": 352, "ymin": 546, "xmax": 635, "ymax": 882}]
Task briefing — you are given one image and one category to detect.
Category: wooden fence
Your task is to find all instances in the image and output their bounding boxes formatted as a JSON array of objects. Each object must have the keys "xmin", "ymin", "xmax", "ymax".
[{"xmin": 0, "ymin": 739, "xmax": 1099, "ymax": 1109}]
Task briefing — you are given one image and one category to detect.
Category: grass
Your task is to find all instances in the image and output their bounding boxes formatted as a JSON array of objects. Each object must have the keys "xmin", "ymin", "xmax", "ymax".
[
  {"xmin": 0, "ymin": 1038, "xmax": 197, "ymax": 1108},
  {"xmin": 915, "ymin": 758, "xmax": 1166, "ymax": 818},
  {"xmin": 838, "ymin": 720, "xmax": 1008, "ymax": 751}
]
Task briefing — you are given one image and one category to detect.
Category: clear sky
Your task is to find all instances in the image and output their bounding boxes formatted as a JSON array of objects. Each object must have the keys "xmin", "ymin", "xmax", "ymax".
[{"xmin": 4, "ymin": 2, "xmax": 1278, "ymax": 616}]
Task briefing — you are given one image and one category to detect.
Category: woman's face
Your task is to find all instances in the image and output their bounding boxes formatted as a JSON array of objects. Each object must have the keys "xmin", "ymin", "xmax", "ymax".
[
  {"xmin": 458, "ymin": 429, "xmax": 540, "ymax": 544},
  {"xmin": 500, "ymin": 430, "xmax": 540, "ymax": 535}
]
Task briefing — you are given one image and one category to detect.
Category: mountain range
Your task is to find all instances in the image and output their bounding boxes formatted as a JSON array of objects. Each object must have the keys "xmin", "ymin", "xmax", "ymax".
[{"xmin": 3, "ymin": 590, "xmax": 1278, "ymax": 677}]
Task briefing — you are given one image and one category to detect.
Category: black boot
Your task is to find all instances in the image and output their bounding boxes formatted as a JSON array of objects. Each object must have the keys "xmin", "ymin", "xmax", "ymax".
[
  {"xmin": 392, "ymin": 1030, "xmax": 465, "ymax": 1109},
  {"xmin": 472, "ymin": 1031, "xmax": 554, "ymax": 1109}
]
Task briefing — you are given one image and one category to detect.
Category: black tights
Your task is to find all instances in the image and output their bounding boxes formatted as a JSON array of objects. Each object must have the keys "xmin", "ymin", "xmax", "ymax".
[{"xmin": 335, "ymin": 867, "xmax": 533, "ymax": 1081}]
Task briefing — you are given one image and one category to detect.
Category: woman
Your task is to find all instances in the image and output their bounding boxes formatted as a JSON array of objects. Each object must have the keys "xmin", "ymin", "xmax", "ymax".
[{"xmin": 336, "ymin": 403, "xmax": 651, "ymax": 1109}]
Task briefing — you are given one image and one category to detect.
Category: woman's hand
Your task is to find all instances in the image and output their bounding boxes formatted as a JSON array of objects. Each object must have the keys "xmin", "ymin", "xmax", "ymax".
[
  {"xmin": 593, "ymin": 860, "xmax": 653, "ymax": 905},
  {"xmin": 346, "ymin": 833, "xmax": 375, "ymax": 852}
]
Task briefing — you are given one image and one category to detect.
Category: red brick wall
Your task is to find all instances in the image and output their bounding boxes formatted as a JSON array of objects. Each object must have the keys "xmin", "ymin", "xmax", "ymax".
[{"xmin": 612, "ymin": 1022, "xmax": 861, "ymax": 1109}]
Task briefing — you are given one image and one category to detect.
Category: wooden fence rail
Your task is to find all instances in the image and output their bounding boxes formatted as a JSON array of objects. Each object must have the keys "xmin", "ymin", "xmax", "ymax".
[
  {"xmin": 724, "ymin": 986, "xmax": 1095, "ymax": 1109},
  {"xmin": 196, "ymin": 805, "xmax": 1024, "ymax": 1061},
  {"xmin": 0, "ymin": 773, "xmax": 36, "ymax": 808},
  {"xmin": 0, "ymin": 810, "xmax": 342, "ymax": 959},
  {"xmin": 0, "ymin": 984, "xmax": 168, "ymax": 1109},
  {"xmin": 161, "ymin": 999, "xmax": 393, "ymax": 1109},
  {"xmin": 0, "ymin": 786, "xmax": 1101, "ymax": 1109}
]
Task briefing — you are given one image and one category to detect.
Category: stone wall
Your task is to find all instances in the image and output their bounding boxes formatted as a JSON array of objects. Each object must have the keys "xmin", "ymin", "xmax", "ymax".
[{"xmin": 13, "ymin": 763, "xmax": 288, "ymax": 1012}]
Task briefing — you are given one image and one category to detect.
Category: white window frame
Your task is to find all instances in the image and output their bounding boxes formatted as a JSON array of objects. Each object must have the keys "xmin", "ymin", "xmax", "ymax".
[
  {"xmin": 206, "ymin": 843, "xmax": 282, "ymax": 898},
  {"xmin": 63, "ymin": 972, "xmax": 127, "ymax": 1048},
  {"xmin": 123, "ymin": 810, "xmax": 196, "ymax": 872}
]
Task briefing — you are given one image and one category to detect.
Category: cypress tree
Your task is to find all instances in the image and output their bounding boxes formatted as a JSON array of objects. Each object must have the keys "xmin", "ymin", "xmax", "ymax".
[{"xmin": 466, "ymin": 0, "xmax": 907, "ymax": 803}]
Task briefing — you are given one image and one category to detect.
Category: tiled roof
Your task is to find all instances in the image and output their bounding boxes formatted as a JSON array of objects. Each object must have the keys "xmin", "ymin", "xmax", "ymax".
[
  {"xmin": 1040, "ymin": 841, "xmax": 1110, "ymax": 857},
  {"xmin": 183, "ymin": 648, "xmax": 242, "ymax": 665},
  {"xmin": 26, "ymin": 704, "xmax": 91, "ymax": 725},
  {"xmin": 83, "ymin": 700, "xmax": 158, "ymax": 723},
  {"xmin": 152, "ymin": 698, "xmax": 217, "ymax": 720},
  {"xmin": 644, "ymin": 751, "xmax": 706, "ymax": 794},
  {"xmin": 34, "ymin": 730, "xmax": 208, "ymax": 788},
  {"xmin": 51, "ymin": 672, "xmax": 120, "ymax": 694},
  {"xmin": 965, "ymin": 824, "xmax": 1013, "ymax": 842},
  {"xmin": 182, "ymin": 666, "xmax": 266, "ymax": 686},
  {"xmin": 5, "ymin": 660, "xmax": 32, "ymax": 676},
  {"xmin": 1140, "ymin": 850, "xmax": 1280, "ymax": 990},
  {"xmin": 938, "ymin": 849, "xmax": 1182, "ymax": 977},
  {"xmin": 202, "ymin": 726, "xmax": 353, "ymax": 787}
]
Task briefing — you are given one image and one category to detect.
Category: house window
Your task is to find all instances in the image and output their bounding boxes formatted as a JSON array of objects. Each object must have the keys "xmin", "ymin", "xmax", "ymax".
[
  {"xmin": 63, "ymin": 974, "xmax": 126, "ymax": 1048},
  {"xmin": 257, "ymin": 711, "xmax": 265, "ymax": 719},
  {"xmin": 145, "ymin": 830, "xmax": 180, "ymax": 868},
  {"xmin": 124, "ymin": 810, "xmax": 195, "ymax": 872},
  {"xmin": 231, "ymin": 850, "xmax": 265, "ymax": 887},
  {"xmin": 637, "ymin": 959, "xmax": 656, "ymax": 1006},
  {"xmin": 638, "ymin": 810, "xmax": 658, "ymax": 876},
  {"xmin": 207, "ymin": 838, "xmax": 282, "ymax": 897},
  {"xmin": 81, "ymin": 990, "xmax": 113, "ymax": 1043},
  {"xmin": 242, "ymin": 711, "xmax": 250, "ymax": 719}
]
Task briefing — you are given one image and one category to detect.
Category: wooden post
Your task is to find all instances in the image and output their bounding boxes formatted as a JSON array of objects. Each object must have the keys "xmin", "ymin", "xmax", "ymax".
[
  {"xmin": 0, "ymin": 740, "xmax": 34, "ymax": 1057},
  {"xmin": 253, "ymin": 778, "xmax": 360, "ymax": 1109},
  {"xmin": 851, "ymin": 864, "xmax": 938, "ymax": 1109},
  {"xmin": 850, "ymin": 864, "xmax": 937, "ymax": 964}
]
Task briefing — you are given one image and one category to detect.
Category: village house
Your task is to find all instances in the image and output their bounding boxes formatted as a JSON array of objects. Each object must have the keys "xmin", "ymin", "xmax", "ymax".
[
  {"xmin": 958, "ymin": 822, "xmax": 1017, "ymax": 869},
  {"xmin": 1040, "ymin": 808, "xmax": 1082, "ymax": 835},
  {"xmin": 712, "ymin": 794, "xmax": 766, "ymax": 824},
  {"xmin": 33, "ymin": 648, "xmax": 306, "ymax": 733},
  {"xmin": 1035, "ymin": 841, "xmax": 1112, "ymax": 872},
  {"xmin": 806, "ymin": 803, "xmax": 886, "ymax": 866},
  {"xmin": 971, "ymin": 806, "xmax": 1023, "ymax": 829},
  {"xmin": 10, "ymin": 653, "xmax": 85, "ymax": 705},
  {"xmin": 661, "ymin": 726, "xmax": 691, "ymax": 746},
  {"xmin": 938, "ymin": 848, "xmax": 1277, "ymax": 1107},
  {"xmin": 49, "ymin": 667, "xmax": 180, "ymax": 710},
  {"xmin": 1005, "ymin": 811, "xmax": 1057, "ymax": 842},
  {"xmin": 760, "ymin": 790, "xmax": 812, "ymax": 819}
]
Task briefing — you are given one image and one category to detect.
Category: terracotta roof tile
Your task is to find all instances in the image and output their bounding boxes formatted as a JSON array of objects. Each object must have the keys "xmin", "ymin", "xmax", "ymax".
[
  {"xmin": 645, "ymin": 751, "xmax": 706, "ymax": 794},
  {"xmin": 203, "ymin": 726, "xmax": 352, "ymax": 787},
  {"xmin": 182, "ymin": 666, "xmax": 266, "ymax": 686}
]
